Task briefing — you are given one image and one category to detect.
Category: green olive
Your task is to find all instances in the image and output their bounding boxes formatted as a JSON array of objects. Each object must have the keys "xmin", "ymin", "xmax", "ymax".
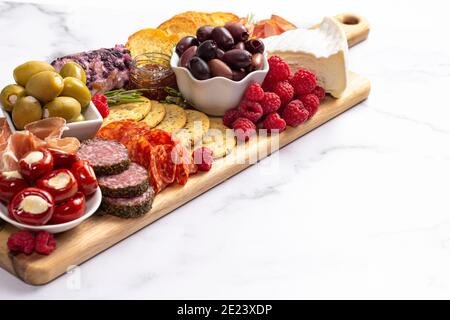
[
  {"xmin": 26, "ymin": 71, "xmax": 64, "ymax": 103},
  {"xmin": 68, "ymin": 113, "xmax": 85, "ymax": 123},
  {"xmin": 13, "ymin": 61, "xmax": 54, "ymax": 87},
  {"xmin": 60, "ymin": 77, "xmax": 91, "ymax": 109},
  {"xmin": 45, "ymin": 97, "xmax": 81, "ymax": 121},
  {"xmin": 59, "ymin": 62, "xmax": 87, "ymax": 84},
  {"xmin": 0, "ymin": 84, "xmax": 26, "ymax": 112},
  {"xmin": 12, "ymin": 96, "xmax": 42, "ymax": 130}
]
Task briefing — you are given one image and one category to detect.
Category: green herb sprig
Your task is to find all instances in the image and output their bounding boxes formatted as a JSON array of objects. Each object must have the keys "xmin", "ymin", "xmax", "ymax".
[
  {"xmin": 161, "ymin": 87, "xmax": 192, "ymax": 108},
  {"xmin": 104, "ymin": 89, "xmax": 149, "ymax": 106}
]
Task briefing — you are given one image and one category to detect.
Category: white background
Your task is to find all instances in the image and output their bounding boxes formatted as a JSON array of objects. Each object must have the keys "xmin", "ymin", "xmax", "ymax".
[{"xmin": 1, "ymin": 0, "xmax": 450, "ymax": 299}]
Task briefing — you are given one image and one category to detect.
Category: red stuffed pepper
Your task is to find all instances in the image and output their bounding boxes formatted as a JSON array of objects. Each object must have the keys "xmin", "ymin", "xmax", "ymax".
[
  {"xmin": 8, "ymin": 187, "xmax": 55, "ymax": 226},
  {"xmin": 19, "ymin": 149, "xmax": 54, "ymax": 181},
  {"xmin": 50, "ymin": 191, "xmax": 85, "ymax": 224},
  {"xmin": 36, "ymin": 169, "xmax": 78, "ymax": 204},
  {"xmin": 71, "ymin": 160, "xmax": 98, "ymax": 196},
  {"xmin": 48, "ymin": 148, "xmax": 79, "ymax": 169},
  {"xmin": 0, "ymin": 171, "xmax": 29, "ymax": 203}
]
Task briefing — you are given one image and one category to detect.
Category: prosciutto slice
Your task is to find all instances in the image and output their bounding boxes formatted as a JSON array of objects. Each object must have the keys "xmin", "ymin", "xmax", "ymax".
[
  {"xmin": 0, "ymin": 118, "xmax": 12, "ymax": 153},
  {"xmin": 0, "ymin": 117, "xmax": 80, "ymax": 171}
]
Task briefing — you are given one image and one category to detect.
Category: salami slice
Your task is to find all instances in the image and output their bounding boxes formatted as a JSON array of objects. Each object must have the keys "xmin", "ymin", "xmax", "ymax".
[
  {"xmin": 77, "ymin": 139, "xmax": 130, "ymax": 176},
  {"xmin": 144, "ymin": 129, "xmax": 174, "ymax": 146},
  {"xmin": 155, "ymin": 144, "xmax": 176, "ymax": 185},
  {"xmin": 173, "ymin": 143, "xmax": 197, "ymax": 185},
  {"xmin": 100, "ymin": 187, "xmax": 154, "ymax": 218},
  {"xmin": 97, "ymin": 120, "xmax": 138, "ymax": 141},
  {"xmin": 98, "ymin": 162, "xmax": 149, "ymax": 198},
  {"xmin": 119, "ymin": 122, "xmax": 151, "ymax": 149},
  {"xmin": 148, "ymin": 155, "xmax": 166, "ymax": 194},
  {"xmin": 127, "ymin": 136, "xmax": 152, "ymax": 168}
]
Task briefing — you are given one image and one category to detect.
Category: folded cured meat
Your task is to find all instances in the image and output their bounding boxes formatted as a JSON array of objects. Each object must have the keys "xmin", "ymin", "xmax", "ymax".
[{"xmin": 0, "ymin": 117, "xmax": 80, "ymax": 171}]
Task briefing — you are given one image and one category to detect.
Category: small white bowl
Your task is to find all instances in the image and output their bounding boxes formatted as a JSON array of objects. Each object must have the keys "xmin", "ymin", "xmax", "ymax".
[
  {"xmin": 170, "ymin": 49, "xmax": 269, "ymax": 116},
  {"xmin": 0, "ymin": 101, "xmax": 103, "ymax": 141},
  {"xmin": 0, "ymin": 187, "xmax": 101, "ymax": 233}
]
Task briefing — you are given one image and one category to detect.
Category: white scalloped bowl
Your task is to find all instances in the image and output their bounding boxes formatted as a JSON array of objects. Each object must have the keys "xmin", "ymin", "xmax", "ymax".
[
  {"xmin": 0, "ymin": 187, "xmax": 101, "ymax": 233},
  {"xmin": 170, "ymin": 49, "xmax": 269, "ymax": 116},
  {"xmin": 0, "ymin": 101, "xmax": 103, "ymax": 141}
]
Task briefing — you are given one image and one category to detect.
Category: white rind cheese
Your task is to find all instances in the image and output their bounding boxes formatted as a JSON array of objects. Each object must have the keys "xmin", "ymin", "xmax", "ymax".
[
  {"xmin": 19, "ymin": 195, "xmax": 49, "ymax": 214},
  {"xmin": 263, "ymin": 16, "xmax": 348, "ymax": 98}
]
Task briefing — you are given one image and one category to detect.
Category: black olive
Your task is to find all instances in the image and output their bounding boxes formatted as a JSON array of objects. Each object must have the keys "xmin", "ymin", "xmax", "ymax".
[
  {"xmin": 176, "ymin": 36, "xmax": 200, "ymax": 56},
  {"xmin": 196, "ymin": 25, "xmax": 214, "ymax": 42},
  {"xmin": 188, "ymin": 57, "xmax": 211, "ymax": 80},
  {"xmin": 197, "ymin": 40, "xmax": 217, "ymax": 61},
  {"xmin": 222, "ymin": 49, "xmax": 252, "ymax": 70},
  {"xmin": 211, "ymin": 26, "xmax": 234, "ymax": 50},
  {"xmin": 245, "ymin": 39, "xmax": 265, "ymax": 54},
  {"xmin": 224, "ymin": 22, "xmax": 249, "ymax": 43},
  {"xmin": 216, "ymin": 49, "xmax": 225, "ymax": 60}
]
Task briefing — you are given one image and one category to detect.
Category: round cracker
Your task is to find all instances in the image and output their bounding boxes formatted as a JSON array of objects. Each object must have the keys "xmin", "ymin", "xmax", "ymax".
[
  {"xmin": 158, "ymin": 16, "xmax": 198, "ymax": 39},
  {"xmin": 202, "ymin": 117, "xmax": 236, "ymax": 158},
  {"xmin": 155, "ymin": 104, "xmax": 187, "ymax": 133},
  {"xmin": 175, "ymin": 11, "xmax": 214, "ymax": 26},
  {"xmin": 103, "ymin": 97, "xmax": 152, "ymax": 125},
  {"xmin": 126, "ymin": 28, "xmax": 179, "ymax": 57},
  {"xmin": 173, "ymin": 129, "xmax": 192, "ymax": 148},
  {"xmin": 183, "ymin": 109, "xmax": 210, "ymax": 145},
  {"xmin": 210, "ymin": 12, "xmax": 239, "ymax": 26},
  {"xmin": 141, "ymin": 100, "xmax": 166, "ymax": 128}
]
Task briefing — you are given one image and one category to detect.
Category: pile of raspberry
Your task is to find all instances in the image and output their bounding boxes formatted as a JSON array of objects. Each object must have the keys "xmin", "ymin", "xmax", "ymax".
[
  {"xmin": 7, "ymin": 230, "xmax": 56, "ymax": 256},
  {"xmin": 223, "ymin": 55, "xmax": 326, "ymax": 138}
]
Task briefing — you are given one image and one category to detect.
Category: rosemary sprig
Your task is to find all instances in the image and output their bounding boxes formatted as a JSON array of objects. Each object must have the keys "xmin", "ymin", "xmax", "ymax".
[
  {"xmin": 104, "ymin": 89, "xmax": 150, "ymax": 105},
  {"xmin": 246, "ymin": 12, "xmax": 258, "ymax": 25},
  {"xmin": 160, "ymin": 87, "xmax": 192, "ymax": 108}
]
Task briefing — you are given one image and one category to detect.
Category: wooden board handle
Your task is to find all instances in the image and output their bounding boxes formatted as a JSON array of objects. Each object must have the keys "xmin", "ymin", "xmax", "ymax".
[
  {"xmin": 335, "ymin": 13, "xmax": 370, "ymax": 47},
  {"xmin": 310, "ymin": 13, "xmax": 370, "ymax": 48}
]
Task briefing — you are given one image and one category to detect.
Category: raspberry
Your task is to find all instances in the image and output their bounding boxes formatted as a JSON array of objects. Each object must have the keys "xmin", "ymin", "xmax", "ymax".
[
  {"xmin": 263, "ymin": 113, "xmax": 286, "ymax": 133},
  {"xmin": 268, "ymin": 55, "xmax": 284, "ymax": 64},
  {"xmin": 233, "ymin": 117, "xmax": 256, "ymax": 142},
  {"xmin": 261, "ymin": 92, "xmax": 281, "ymax": 114},
  {"xmin": 244, "ymin": 83, "xmax": 264, "ymax": 102},
  {"xmin": 35, "ymin": 231, "xmax": 56, "ymax": 255},
  {"xmin": 192, "ymin": 147, "xmax": 213, "ymax": 171},
  {"xmin": 299, "ymin": 94, "xmax": 320, "ymax": 118},
  {"xmin": 272, "ymin": 81, "xmax": 294, "ymax": 107},
  {"xmin": 267, "ymin": 56, "xmax": 291, "ymax": 82},
  {"xmin": 238, "ymin": 99, "xmax": 263, "ymax": 123},
  {"xmin": 282, "ymin": 100, "xmax": 309, "ymax": 127},
  {"xmin": 313, "ymin": 86, "xmax": 326, "ymax": 102},
  {"xmin": 92, "ymin": 94, "xmax": 109, "ymax": 118},
  {"xmin": 7, "ymin": 230, "xmax": 35, "ymax": 255},
  {"xmin": 262, "ymin": 75, "xmax": 275, "ymax": 92},
  {"xmin": 223, "ymin": 107, "xmax": 240, "ymax": 128},
  {"xmin": 289, "ymin": 69, "xmax": 317, "ymax": 95}
]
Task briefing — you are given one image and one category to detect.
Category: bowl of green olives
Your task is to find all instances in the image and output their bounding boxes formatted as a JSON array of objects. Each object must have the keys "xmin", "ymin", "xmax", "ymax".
[{"xmin": 0, "ymin": 60, "xmax": 103, "ymax": 140}]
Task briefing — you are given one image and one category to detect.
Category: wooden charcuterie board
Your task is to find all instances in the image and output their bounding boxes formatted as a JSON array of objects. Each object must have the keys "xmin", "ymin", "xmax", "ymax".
[{"xmin": 0, "ymin": 14, "xmax": 371, "ymax": 285}]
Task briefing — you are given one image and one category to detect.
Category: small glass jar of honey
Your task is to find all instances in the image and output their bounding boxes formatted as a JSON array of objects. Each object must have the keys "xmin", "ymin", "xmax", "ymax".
[{"xmin": 129, "ymin": 53, "xmax": 177, "ymax": 100}]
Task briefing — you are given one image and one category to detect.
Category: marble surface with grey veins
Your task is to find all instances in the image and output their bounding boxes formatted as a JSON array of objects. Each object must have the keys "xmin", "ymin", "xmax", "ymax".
[{"xmin": 0, "ymin": 0, "xmax": 450, "ymax": 299}]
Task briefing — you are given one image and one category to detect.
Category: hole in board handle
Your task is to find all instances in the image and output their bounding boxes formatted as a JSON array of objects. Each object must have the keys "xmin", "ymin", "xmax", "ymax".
[{"xmin": 340, "ymin": 15, "xmax": 360, "ymax": 25}]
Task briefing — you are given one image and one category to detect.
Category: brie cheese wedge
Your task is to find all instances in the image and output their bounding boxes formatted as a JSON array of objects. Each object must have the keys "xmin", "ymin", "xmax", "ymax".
[{"xmin": 263, "ymin": 16, "xmax": 348, "ymax": 98}]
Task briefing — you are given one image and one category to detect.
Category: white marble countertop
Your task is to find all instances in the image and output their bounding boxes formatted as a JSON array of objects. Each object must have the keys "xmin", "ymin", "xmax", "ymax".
[{"xmin": 1, "ymin": 0, "xmax": 449, "ymax": 299}]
